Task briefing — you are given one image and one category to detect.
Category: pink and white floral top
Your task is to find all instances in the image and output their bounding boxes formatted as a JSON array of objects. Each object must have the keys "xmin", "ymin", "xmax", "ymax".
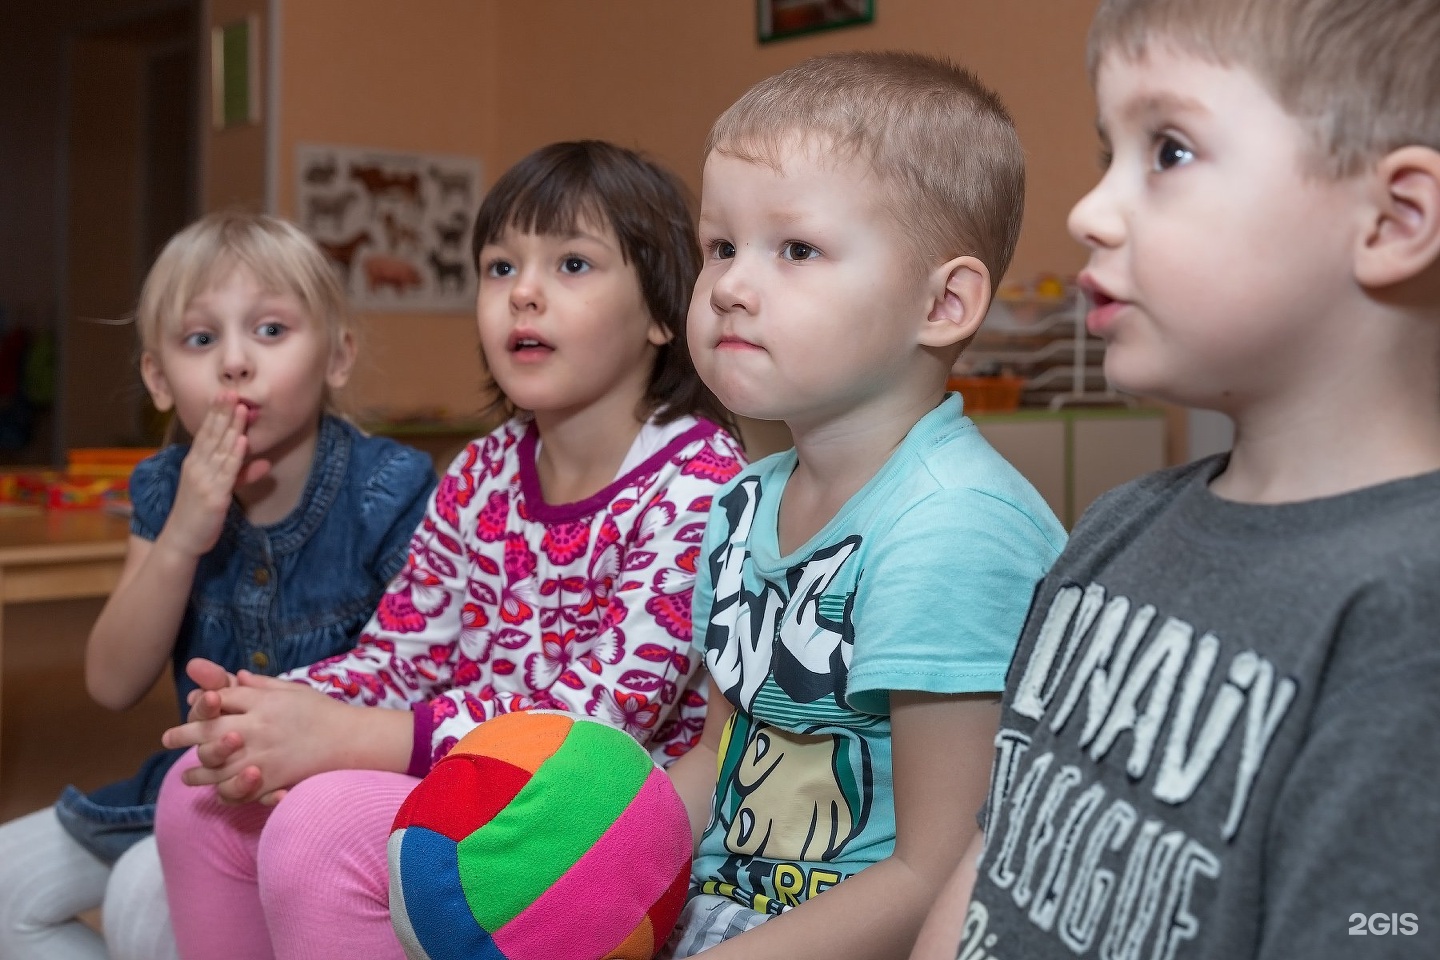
[{"xmin": 284, "ymin": 415, "xmax": 746, "ymax": 773}]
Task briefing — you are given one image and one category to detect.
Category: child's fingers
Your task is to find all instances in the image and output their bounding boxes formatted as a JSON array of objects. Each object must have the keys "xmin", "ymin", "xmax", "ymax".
[
  {"xmin": 216, "ymin": 766, "xmax": 266, "ymax": 805},
  {"xmin": 195, "ymin": 730, "xmax": 245, "ymax": 769},
  {"xmin": 186, "ymin": 657, "xmax": 237, "ymax": 693},
  {"xmin": 188, "ymin": 396, "xmax": 243, "ymax": 468},
  {"xmin": 189, "ymin": 394, "xmax": 228, "ymax": 448},
  {"xmin": 180, "ymin": 758, "xmax": 242, "ymax": 788},
  {"xmin": 187, "ymin": 689, "xmax": 224, "ymax": 723},
  {"xmin": 162, "ymin": 720, "xmax": 204, "ymax": 751},
  {"xmin": 236, "ymin": 672, "xmax": 296, "ymax": 691},
  {"xmin": 208, "ymin": 405, "xmax": 248, "ymax": 483},
  {"xmin": 259, "ymin": 788, "xmax": 289, "ymax": 807},
  {"xmin": 165, "ymin": 690, "xmax": 261, "ymax": 747},
  {"xmin": 189, "ymin": 391, "xmax": 238, "ymax": 457}
]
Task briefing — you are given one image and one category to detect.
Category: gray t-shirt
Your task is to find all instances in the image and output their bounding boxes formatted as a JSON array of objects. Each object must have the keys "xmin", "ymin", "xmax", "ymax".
[{"xmin": 963, "ymin": 456, "xmax": 1440, "ymax": 959}]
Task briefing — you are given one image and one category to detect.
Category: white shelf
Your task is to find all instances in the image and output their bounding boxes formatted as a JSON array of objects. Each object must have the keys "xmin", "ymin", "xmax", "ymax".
[{"xmin": 962, "ymin": 288, "xmax": 1115, "ymax": 408}]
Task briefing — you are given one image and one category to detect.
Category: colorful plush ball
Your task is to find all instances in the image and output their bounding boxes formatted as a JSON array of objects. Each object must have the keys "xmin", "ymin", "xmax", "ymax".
[{"xmin": 389, "ymin": 711, "xmax": 693, "ymax": 960}]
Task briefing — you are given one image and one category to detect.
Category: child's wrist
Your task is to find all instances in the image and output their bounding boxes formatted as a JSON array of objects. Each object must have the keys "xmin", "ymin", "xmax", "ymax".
[
  {"xmin": 332, "ymin": 702, "xmax": 414, "ymax": 774},
  {"xmin": 152, "ymin": 528, "xmax": 207, "ymax": 566}
]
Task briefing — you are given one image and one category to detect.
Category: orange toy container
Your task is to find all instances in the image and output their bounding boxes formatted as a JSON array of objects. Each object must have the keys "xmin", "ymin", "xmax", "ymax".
[
  {"xmin": 27, "ymin": 448, "xmax": 160, "ymax": 509},
  {"xmin": 46, "ymin": 475, "xmax": 130, "ymax": 510},
  {"xmin": 67, "ymin": 447, "xmax": 157, "ymax": 477},
  {"xmin": 947, "ymin": 375, "xmax": 1026, "ymax": 413}
]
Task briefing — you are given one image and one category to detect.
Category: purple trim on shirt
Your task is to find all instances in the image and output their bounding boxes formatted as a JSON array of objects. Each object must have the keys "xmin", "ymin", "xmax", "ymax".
[
  {"xmin": 407, "ymin": 701, "xmax": 440, "ymax": 778},
  {"xmin": 515, "ymin": 419, "xmax": 721, "ymax": 524}
]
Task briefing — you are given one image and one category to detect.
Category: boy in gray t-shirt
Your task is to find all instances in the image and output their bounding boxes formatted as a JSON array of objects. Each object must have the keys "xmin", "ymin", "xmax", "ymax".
[{"xmin": 911, "ymin": 1, "xmax": 1440, "ymax": 958}]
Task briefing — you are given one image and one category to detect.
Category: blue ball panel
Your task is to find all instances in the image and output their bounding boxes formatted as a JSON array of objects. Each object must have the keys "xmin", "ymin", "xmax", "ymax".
[{"xmin": 397, "ymin": 826, "xmax": 508, "ymax": 960}]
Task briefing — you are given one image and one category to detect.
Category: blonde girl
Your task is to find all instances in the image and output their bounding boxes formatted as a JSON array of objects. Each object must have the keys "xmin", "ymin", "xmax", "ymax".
[{"xmin": 0, "ymin": 212, "xmax": 436, "ymax": 960}]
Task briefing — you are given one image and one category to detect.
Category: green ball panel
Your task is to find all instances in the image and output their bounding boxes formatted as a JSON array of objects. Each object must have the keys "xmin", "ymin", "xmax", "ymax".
[{"xmin": 457, "ymin": 720, "xmax": 655, "ymax": 931}]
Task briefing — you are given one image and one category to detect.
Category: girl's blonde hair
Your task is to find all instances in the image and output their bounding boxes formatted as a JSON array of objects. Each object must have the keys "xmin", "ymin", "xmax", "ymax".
[{"xmin": 137, "ymin": 211, "xmax": 356, "ymax": 410}]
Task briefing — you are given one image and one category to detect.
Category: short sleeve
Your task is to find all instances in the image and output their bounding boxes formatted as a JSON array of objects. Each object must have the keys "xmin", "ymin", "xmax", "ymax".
[
  {"xmin": 128, "ymin": 447, "xmax": 184, "ymax": 542},
  {"xmin": 357, "ymin": 444, "xmax": 437, "ymax": 586},
  {"xmin": 846, "ymin": 488, "xmax": 1060, "ymax": 713}
]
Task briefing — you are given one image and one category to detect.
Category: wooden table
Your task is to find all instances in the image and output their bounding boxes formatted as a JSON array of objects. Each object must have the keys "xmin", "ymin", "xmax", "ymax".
[{"xmin": 0, "ymin": 509, "xmax": 131, "ymax": 776}]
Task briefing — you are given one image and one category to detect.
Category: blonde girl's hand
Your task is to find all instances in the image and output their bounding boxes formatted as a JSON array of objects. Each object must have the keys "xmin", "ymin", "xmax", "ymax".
[{"xmin": 160, "ymin": 392, "xmax": 269, "ymax": 559}]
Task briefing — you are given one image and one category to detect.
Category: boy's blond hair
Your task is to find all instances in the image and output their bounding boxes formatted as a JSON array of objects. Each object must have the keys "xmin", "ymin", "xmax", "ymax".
[
  {"xmin": 1089, "ymin": 0, "xmax": 1440, "ymax": 177},
  {"xmin": 137, "ymin": 211, "xmax": 356, "ymax": 409},
  {"xmin": 706, "ymin": 50, "xmax": 1024, "ymax": 286}
]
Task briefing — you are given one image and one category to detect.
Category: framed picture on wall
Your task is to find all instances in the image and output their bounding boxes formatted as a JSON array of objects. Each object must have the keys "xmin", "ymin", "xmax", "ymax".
[
  {"xmin": 296, "ymin": 143, "xmax": 481, "ymax": 314},
  {"xmin": 757, "ymin": 0, "xmax": 874, "ymax": 43}
]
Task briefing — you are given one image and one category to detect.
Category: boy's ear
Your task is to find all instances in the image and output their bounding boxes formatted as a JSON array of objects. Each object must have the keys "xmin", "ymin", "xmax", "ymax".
[
  {"xmin": 920, "ymin": 255, "xmax": 992, "ymax": 348},
  {"xmin": 326, "ymin": 330, "xmax": 358, "ymax": 390},
  {"xmin": 139, "ymin": 352, "xmax": 174, "ymax": 412},
  {"xmin": 1355, "ymin": 146, "xmax": 1440, "ymax": 288}
]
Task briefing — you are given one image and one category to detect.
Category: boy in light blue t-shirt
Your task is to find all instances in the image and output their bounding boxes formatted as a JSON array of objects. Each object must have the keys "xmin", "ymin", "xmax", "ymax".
[{"xmin": 664, "ymin": 51, "xmax": 1066, "ymax": 960}]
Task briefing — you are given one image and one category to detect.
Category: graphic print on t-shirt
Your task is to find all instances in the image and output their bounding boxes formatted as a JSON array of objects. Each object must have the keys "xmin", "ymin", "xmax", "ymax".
[
  {"xmin": 963, "ymin": 580, "xmax": 1299, "ymax": 960},
  {"xmin": 705, "ymin": 476, "xmax": 859, "ymax": 712},
  {"xmin": 698, "ymin": 475, "xmax": 880, "ymax": 914}
]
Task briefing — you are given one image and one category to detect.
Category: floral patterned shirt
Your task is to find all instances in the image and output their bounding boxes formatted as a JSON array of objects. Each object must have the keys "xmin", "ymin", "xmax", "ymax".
[{"xmin": 284, "ymin": 415, "xmax": 746, "ymax": 772}]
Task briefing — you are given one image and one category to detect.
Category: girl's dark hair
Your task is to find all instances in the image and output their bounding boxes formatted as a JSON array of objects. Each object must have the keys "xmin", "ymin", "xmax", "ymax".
[{"xmin": 471, "ymin": 140, "xmax": 735, "ymax": 433}]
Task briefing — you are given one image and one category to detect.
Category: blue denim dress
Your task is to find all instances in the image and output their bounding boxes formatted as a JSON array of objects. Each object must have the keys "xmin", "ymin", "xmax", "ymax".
[{"xmin": 54, "ymin": 415, "xmax": 436, "ymax": 863}]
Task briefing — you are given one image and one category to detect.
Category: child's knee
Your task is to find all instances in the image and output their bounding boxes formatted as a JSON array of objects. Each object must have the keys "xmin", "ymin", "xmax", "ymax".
[
  {"xmin": 155, "ymin": 748, "xmax": 271, "ymax": 868},
  {"xmin": 258, "ymin": 771, "xmax": 366, "ymax": 869},
  {"xmin": 257, "ymin": 770, "xmax": 404, "ymax": 902},
  {"xmin": 103, "ymin": 837, "xmax": 175, "ymax": 960},
  {"xmin": 256, "ymin": 771, "xmax": 389, "ymax": 909}
]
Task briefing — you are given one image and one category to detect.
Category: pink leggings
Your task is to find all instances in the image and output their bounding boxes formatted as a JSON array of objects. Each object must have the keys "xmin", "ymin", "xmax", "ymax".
[{"xmin": 155, "ymin": 750, "xmax": 418, "ymax": 960}]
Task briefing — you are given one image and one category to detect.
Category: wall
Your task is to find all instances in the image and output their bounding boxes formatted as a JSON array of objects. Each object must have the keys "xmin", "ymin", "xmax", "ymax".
[
  {"xmin": 489, "ymin": 0, "xmax": 1105, "ymax": 456},
  {"xmin": 204, "ymin": 0, "xmax": 269, "ymax": 211},
  {"xmin": 260, "ymin": 0, "xmax": 1103, "ymax": 425},
  {"xmin": 273, "ymin": 0, "xmax": 499, "ymax": 421},
  {"xmin": 492, "ymin": 0, "xmax": 1103, "ymax": 284}
]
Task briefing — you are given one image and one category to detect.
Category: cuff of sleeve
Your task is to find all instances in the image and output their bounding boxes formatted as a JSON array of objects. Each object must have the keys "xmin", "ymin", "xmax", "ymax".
[{"xmin": 407, "ymin": 701, "xmax": 439, "ymax": 778}]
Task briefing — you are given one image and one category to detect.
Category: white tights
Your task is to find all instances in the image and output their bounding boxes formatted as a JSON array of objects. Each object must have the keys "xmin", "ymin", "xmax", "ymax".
[{"xmin": 0, "ymin": 807, "xmax": 177, "ymax": 960}]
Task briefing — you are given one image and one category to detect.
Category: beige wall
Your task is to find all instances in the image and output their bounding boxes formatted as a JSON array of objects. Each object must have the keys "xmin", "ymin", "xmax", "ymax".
[
  {"xmin": 205, "ymin": 0, "xmax": 269, "ymax": 212},
  {"xmin": 273, "ymin": 0, "xmax": 498, "ymax": 420},
  {"xmin": 491, "ymin": 0, "xmax": 1102, "ymax": 282},
  {"xmin": 256, "ymin": 0, "xmax": 1102, "ymax": 421}
]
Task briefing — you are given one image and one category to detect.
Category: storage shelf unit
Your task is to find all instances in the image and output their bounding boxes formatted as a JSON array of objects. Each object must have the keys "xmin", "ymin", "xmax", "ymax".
[
  {"xmin": 970, "ymin": 406, "xmax": 1167, "ymax": 528},
  {"xmin": 961, "ymin": 289, "xmax": 1127, "ymax": 409}
]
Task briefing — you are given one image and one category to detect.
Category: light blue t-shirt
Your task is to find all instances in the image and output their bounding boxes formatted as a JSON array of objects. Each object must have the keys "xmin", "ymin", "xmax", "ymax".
[{"xmin": 690, "ymin": 394, "xmax": 1066, "ymax": 915}]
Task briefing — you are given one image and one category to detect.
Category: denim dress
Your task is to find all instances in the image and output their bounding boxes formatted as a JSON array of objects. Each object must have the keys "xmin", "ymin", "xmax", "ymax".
[{"xmin": 54, "ymin": 415, "xmax": 436, "ymax": 863}]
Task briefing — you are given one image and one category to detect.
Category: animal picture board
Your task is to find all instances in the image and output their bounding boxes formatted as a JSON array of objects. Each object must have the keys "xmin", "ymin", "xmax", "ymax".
[{"xmin": 296, "ymin": 143, "xmax": 480, "ymax": 313}]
